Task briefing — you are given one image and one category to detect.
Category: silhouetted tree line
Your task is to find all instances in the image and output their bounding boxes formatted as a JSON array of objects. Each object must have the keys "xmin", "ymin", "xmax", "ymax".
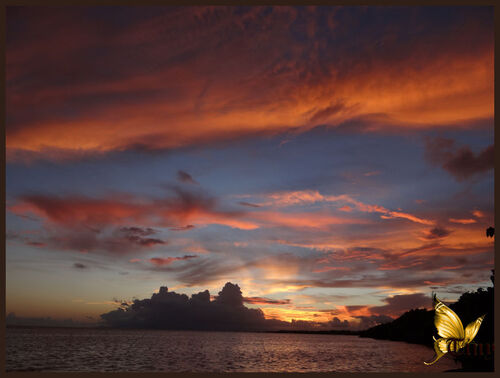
[{"xmin": 359, "ymin": 270, "xmax": 494, "ymax": 346}]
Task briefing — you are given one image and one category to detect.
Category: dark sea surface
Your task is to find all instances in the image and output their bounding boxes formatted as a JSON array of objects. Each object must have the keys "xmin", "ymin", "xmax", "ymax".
[{"xmin": 6, "ymin": 327, "xmax": 460, "ymax": 372}]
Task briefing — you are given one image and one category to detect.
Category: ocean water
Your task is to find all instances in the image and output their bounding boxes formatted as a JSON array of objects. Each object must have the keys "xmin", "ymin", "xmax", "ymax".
[{"xmin": 6, "ymin": 327, "xmax": 460, "ymax": 372}]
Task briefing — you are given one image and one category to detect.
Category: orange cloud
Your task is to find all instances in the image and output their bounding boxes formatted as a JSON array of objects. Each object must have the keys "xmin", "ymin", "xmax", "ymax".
[
  {"xmin": 256, "ymin": 190, "xmax": 435, "ymax": 226},
  {"xmin": 6, "ymin": 7, "xmax": 493, "ymax": 162},
  {"xmin": 250, "ymin": 210, "xmax": 369, "ymax": 230},
  {"xmin": 243, "ymin": 297, "xmax": 291, "ymax": 305},
  {"xmin": 472, "ymin": 210, "xmax": 485, "ymax": 218},
  {"xmin": 339, "ymin": 205, "xmax": 352, "ymax": 212},
  {"xmin": 449, "ymin": 218, "xmax": 477, "ymax": 224},
  {"xmin": 261, "ymin": 307, "xmax": 334, "ymax": 323}
]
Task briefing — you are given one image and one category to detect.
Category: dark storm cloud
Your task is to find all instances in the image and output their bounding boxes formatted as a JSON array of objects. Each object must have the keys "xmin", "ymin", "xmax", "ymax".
[
  {"xmin": 444, "ymin": 145, "xmax": 494, "ymax": 181},
  {"xmin": 100, "ymin": 282, "xmax": 288, "ymax": 331},
  {"xmin": 422, "ymin": 226, "xmax": 452, "ymax": 240},
  {"xmin": 100, "ymin": 282, "xmax": 370, "ymax": 331},
  {"xmin": 177, "ymin": 170, "xmax": 198, "ymax": 184},
  {"xmin": 424, "ymin": 137, "xmax": 494, "ymax": 181}
]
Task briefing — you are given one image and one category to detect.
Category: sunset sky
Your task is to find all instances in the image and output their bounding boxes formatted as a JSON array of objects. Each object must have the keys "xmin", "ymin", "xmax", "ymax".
[{"xmin": 6, "ymin": 6, "xmax": 494, "ymax": 330}]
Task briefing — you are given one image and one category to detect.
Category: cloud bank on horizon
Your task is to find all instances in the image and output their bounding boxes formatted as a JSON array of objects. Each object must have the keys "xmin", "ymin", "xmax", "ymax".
[
  {"xmin": 98, "ymin": 282, "xmax": 428, "ymax": 331},
  {"xmin": 6, "ymin": 6, "xmax": 494, "ymax": 329}
]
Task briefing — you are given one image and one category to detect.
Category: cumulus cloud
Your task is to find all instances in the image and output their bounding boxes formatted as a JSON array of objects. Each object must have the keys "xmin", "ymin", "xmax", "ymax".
[
  {"xmin": 100, "ymin": 282, "xmax": 288, "ymax": 331},
  {"xmin": 425, "ymin": 137, "xmax": 494, "ymax": 181},
  {"xmin": 99, "ymin": 281, "xmax": 437, "ymax": 332}
]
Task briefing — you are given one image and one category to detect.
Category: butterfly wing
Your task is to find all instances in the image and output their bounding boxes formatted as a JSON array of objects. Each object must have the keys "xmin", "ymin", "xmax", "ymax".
[
  {"xmin": 433, "ymin": 295, "xmax": 464, "ymax": 339},
  {"xmin": 424, "ymin": 338, "xmax": 447, "ymax": 365},
  {"xmin": 464, "ymin": 314, "xmax": 485, "ymax": 344}
]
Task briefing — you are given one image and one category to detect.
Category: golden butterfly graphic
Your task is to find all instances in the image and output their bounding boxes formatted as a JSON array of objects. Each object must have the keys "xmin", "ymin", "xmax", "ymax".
[{"xmin": 424, "ymin": 294, "xmax": 485, "ymax": 365}]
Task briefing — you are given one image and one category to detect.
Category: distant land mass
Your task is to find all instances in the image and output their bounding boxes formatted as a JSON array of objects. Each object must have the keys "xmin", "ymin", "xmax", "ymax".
[{"xmin": 359, "ymin": 273, "xmax": 494, "ymax": 346}]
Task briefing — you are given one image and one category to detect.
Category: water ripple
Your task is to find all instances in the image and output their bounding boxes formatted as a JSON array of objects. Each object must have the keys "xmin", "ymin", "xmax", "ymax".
[{"xmin": 6, "ymin": 327, "xmax": 460, "ymax": 372}]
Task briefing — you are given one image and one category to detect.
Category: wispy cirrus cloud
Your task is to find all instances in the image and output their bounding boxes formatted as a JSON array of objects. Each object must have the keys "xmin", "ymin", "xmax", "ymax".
[
  {"xmin": 6, "ymin": 7, "xmax": 493, "ymax": 162},
  {"xmin": 251, "ymin": 190, "xmax": 435, "ymax": 226}
]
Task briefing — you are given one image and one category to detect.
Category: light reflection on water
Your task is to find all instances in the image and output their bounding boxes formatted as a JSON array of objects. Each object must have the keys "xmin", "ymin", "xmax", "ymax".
[{"xmin": 6, "ymin": 327, "xmax": 460, "ymax": 372}]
